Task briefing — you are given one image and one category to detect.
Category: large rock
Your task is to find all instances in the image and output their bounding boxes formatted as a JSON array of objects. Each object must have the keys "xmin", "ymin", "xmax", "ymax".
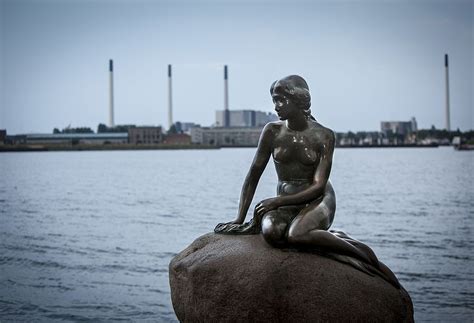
[{"xmin": 169, "ymin": 233, "xmax": 414, "ymax": 322}]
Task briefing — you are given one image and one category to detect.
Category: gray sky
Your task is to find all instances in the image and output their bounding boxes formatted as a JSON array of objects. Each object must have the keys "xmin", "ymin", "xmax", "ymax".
[{"xmin": 1, "ymin": 0, "xmax": 472, "ymax": 134}]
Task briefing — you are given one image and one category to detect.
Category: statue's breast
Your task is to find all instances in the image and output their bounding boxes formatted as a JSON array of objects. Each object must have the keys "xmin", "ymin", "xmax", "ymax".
[
  {"xmin": 273, "ymin": 137, "xmax": 319, "ymax": 165},
  {"xmin": 298, "ymin": 146, "xmax": 318, "ymax": 165},
  {"xmin": 273, "ymin": 146, "xmax": 292, "ymax": 163}
]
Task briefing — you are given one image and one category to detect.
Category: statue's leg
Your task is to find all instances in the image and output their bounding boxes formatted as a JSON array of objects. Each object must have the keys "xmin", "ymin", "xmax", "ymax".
[
  {"xmin": 331, "ymin": 231, "xmax": 400, "ymax": 287},
  {"xmin": 330, "ymin": 230, "xmax": 379, "ymax": 265},
  {"xmin": 286, "ymin": 186, "xmax": 379, "ymax": 267},
  {"xmin": 261, "ymin": 207, "xmax": 298, "ymax": 247},
  {"xmin": 288, "ymin": 220, "xmax": 377, "ymax": 266}
]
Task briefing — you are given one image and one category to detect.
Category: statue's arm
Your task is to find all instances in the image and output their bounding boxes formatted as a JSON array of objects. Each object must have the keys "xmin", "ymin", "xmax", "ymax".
[
  {"xmin": 256, "ymin": 129, "xmax": 334, "ymax": 216},
  {"xmin": 233, "ymin": 124, "xmax": 273, "ymax": 223}
]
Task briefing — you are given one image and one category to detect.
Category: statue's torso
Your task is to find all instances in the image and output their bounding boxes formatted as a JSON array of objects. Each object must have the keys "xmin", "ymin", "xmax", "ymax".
[{"xmin": 270, "ymin": 121, "xmax": 332, "ymax": 196}]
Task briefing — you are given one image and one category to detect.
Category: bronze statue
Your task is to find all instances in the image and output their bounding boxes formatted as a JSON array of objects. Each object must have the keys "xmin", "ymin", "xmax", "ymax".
[{"xmin": 215, "ymin": 75, "xmax": 399, "ymax": 287}]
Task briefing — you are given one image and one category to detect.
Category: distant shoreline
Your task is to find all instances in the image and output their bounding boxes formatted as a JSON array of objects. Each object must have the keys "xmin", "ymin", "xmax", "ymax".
[
  {"xmin": 335, "ymin": 143, "xmax": 440, "ymax": 149},
  {"xmin": 0, "ymin": 144, "xmax": 219, "ymax": 152},
  {"xmin": 0, "ymin": 143, "xmax": 443, "ymax": 152}
]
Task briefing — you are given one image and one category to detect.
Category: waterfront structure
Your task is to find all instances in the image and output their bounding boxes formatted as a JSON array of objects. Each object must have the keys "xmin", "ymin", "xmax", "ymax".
[
  {"xmin": 109, "ymin": 59, "xmax": 115, "ymax": 128},
  {"xmin": 5, "ymin": 135, "xmax": 27, "ymax": 145},
  {"xmin": 25, "ymin": 133, "xmax": 128, "ymax": 145},
  {"xmin": 164, "ymin": 133, "xmax": 191, "ymax": 145},
  {"xmin": 445, "ymin": 54, "xmax": 451, "ymax": 131},
  {"xmin": 0, "ymin": 130, "xmax": 6, "ymax": 144},
  {"xmin": 336, "ymin": 131, "xmax": 384, "ymax": 146},
  {"xmin": 128, "ymin": 126, "xmax": 163, "ymax": 144},
  {"xmin": 191, "ymin": 126, "xmax": 263, "ymax": 147},
  {"xmin": 215, "ymin": 110, "xmax": 278, "ymax": 127}
]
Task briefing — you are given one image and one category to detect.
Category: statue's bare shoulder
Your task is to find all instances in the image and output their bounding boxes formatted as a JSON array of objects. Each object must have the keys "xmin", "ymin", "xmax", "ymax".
[
  {"xmin": 261, "ymin": 121, "xmax": 285, "ymax": 139},
  {"xmin": 308, "ymin": 120, "xmax": 336, "ymax": 149},
  {"xmin": 265, "ymin": 121, "xmax": 285, "ymax": 132}
]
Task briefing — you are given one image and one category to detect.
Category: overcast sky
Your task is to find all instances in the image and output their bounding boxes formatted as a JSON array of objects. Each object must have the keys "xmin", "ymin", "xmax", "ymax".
[{"xmin": 1, "ymin": 0, "xmax": 472, "ymax": 134}]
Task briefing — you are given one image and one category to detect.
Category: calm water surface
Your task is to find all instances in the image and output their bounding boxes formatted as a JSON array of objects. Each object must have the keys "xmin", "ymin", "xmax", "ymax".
[{"xmin": 0, "ymin": 147, "xmax": 472, "ymax": 322}]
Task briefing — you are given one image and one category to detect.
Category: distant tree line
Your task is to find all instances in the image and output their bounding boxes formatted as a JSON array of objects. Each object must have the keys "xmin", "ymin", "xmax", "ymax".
[
  {"xmin": 415, "ymin": 126, "xmax": 474, "ymax": 141},
  {"xmin": 167, "ymin": 124, "xmax": 178, "ymax": 135},
  {"xmin": 52, "ymin": 124, "xmax": 138, "ymax": 134},
  {"xmin": 53, "ymin": 127, "xmax": 93, "ymax": 134},
  {"xmin": 335, "ymin": 127, "xmax": 474, "ymax": 144},
  {"xmin": 97, "ymin": 124, "xmax": 136, "ymax": 133}
]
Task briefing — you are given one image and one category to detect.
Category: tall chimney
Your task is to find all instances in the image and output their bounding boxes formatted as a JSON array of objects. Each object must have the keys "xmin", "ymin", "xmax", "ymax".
[
  {"xmin": 168, "ymin": 64, "xmax": 173, "ymax": 130},
  {"xmin": 109, "ymin": 59, "xmax": 115, "ymax": 128},
  {"xmin": 444, "ymin": 54, "xmax": 451, "ymax": 131},
  {"xmin": 224, "ymin": 65, "xmax": 229, "ymax": 127}
]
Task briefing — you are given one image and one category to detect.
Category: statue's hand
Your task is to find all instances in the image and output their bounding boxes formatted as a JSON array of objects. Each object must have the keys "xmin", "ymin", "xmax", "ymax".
[
  {"xmin": 214, "ymin": 218, "xmax": 241, "ymax": 232},
  {"xmin": 255, "ymin": 198, "xmax": 280, "ymax": 218}
]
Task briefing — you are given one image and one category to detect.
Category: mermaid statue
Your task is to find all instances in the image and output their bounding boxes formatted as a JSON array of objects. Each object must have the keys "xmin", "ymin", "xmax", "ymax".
[{"xmin": 215, "ymin": 75, "xmax": 400, "ymax": 288}]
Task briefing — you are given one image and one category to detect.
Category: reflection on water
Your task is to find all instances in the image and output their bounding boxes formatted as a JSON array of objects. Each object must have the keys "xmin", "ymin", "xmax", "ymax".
[{"xmin": 0, "ymin": 148, "xmax": 472, "ymax": 322}]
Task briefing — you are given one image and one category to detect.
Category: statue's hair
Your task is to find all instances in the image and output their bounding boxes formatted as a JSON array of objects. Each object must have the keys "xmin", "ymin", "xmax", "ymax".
[{"xmin": 270, "ymin": 75, "xmax": 314, "ymax": 119}]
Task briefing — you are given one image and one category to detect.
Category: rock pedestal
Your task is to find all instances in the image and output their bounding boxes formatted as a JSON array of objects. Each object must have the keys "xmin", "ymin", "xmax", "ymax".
[{"xmin": 169, "ymin": 233, "xmax": 414, "ymax": 323}]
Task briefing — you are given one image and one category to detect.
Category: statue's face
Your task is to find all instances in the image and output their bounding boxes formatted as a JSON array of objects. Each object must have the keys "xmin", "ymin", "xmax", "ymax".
[{"xmin": 272, "ymin": 92, "xmax": 298, "ymax": 121}]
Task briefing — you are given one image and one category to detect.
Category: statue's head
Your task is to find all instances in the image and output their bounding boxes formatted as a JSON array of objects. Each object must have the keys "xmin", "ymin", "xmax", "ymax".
[{"xmin": 270, "ymin": 75, "xmax": 311, "ymax": 119}]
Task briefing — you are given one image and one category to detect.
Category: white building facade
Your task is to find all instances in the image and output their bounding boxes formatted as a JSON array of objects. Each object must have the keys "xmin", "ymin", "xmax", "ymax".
[{"xmin": 215, "ymin": 110, "xmax": 277, "ymax": 128}]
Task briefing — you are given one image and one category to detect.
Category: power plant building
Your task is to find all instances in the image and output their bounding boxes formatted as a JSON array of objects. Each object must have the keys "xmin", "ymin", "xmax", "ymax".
[
  {"xmin": 215, "ymin": 110, "xmax": 278, "ymax": 128},
  {"xmin": 381, "ymin": 117, "xmax": 418, "ymax": 136}
]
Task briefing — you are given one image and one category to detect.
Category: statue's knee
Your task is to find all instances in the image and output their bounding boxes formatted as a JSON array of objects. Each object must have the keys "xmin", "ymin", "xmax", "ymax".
[
  {"xmin": 262, "ymin": 215, "xmax": 287, "ymax": 247},
  {"xmin": 287, "ymin": 226, "xmax": 327, "ymax": 245},
  {"xmin": 287, "ymin": 226, "xmax": 305, "ymax": 245}
]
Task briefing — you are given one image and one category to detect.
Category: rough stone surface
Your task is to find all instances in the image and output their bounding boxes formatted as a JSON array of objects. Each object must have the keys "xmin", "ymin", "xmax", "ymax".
[{"xmin": 169, "ymin": 233, "xmax": 414, "ymax": 323}]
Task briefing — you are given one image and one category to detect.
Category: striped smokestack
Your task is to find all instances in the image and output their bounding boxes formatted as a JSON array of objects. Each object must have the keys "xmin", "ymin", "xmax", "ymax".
[
  {"xmin": 168, "ymin": 64, "xmax": 173, "ymax": 130},
  {"xmin": 444, "ymin": 54, "xmax": 451, "ymax": 131},
  {"xmin": 109, "ymin": 59, "xmax": 115, "ymax": 128},
  {"xmin": 224, "ymin": 65, "xmax": 229, "ymax": 127}
]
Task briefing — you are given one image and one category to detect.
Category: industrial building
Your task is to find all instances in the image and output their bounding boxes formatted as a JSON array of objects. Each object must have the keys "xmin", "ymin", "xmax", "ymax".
[
  {"xmin": 215, "ymin": 110, "xmax": 277, "ymax": 128},
  {"xmin": 191, "ymin": 126, "xmax": 263, "ymax": 147},
  {"xmin": 381, "ymin": 117, "xmax": 417, "ymax": 136},
  {"xmin": 163, "ymin": 133, "xmax": 191, "ymax": 145},
  {"xmin": 128, "ymin": 127, "xmax": 163, "ymax": 144}
]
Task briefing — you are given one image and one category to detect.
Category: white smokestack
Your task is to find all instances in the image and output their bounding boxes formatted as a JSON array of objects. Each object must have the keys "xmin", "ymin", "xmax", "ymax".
[
  {"xmin": 168, "ymin": 64, "xmax": 173, "ymax": 130},
  {"xmin": 444, "ymin": 54, "xmax": 451, "ymax": 131},
  {"xmin": 109, "ymin": 59, "xmax": 115, "ymax": 128},
  {"xmin": 224, "ymin": 65, "xmax": 229, "ymax": 127}
]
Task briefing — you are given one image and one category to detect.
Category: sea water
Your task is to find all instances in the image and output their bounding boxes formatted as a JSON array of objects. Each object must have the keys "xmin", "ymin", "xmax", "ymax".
[{"xmin": 0, "ymin": 147, "xmax": 472, "ymax": 322}]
